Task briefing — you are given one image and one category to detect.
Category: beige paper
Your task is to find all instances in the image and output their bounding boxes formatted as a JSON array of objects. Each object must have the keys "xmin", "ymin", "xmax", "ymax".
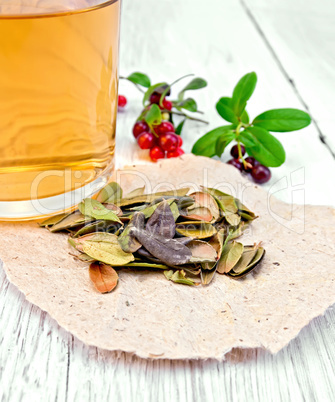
[{"xmin": 1, "ymin": 155, "xmax": 334, "ymax": 360}]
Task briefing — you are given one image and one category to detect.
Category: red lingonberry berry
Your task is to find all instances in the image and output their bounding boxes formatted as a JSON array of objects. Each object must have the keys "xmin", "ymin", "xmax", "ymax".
[
  {"xmin": 243, "ymin": 156, "xmax": 260, "ymax": 172},
  {"xmin": 230, "ymin": 144, "xmax": 245, "ymax": 159},
  {"xmin": 137, "ymin": 132, "xmax": 156, "ymax": 150},
  {"xmin": 162, "ymin": 99, "xmax": 172, "ymax": 111},
  {"xmin": 156, "ymin": 121, "xmax": 175, "ymax": 135},
  {"xmin": 149, "ymin": 92, "xmax": 161, "ymax": 104},
  {"xmin": 149, "ymin": 146, "xmax": 165, "ymax": 162},
  {"xmin": 227, "ymin": 158, "xmax": 243, "ymax": 171},
  {"xmin": 132, "ymin": 121, "xmax": 149, "ymax": 139},
  {"xmin": 118, "ymin": 95, "xmax": 127, "ymax": 108},
  {"xmin": 167, "ymin": 148, "xmax": 185, "ymax": 158},
  {"xmin": 251, "ymin": 164, "xmax": 271, "ymax": 184},
  {"xmin": 159, "ymin": 132, "xmax": 179, "ymax": 152},
  {"xmin": 177, "ymin": 136, "xmax": 183, "ymax": 147}
]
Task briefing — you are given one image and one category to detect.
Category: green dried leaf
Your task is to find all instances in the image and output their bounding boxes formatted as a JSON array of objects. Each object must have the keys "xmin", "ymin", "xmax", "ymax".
[
  {"xmin": 73, "ymin": 232, "xmax": 120, "ymax": 245},
  {"xmin": 83, "ymin": 239, "xmax": 135, "ymax": 266},
  {"xmin": 123, "ymin": 261, "xmax": 169, "ymax": 270},
  {"xmin": 39, "ymin": 212, "xmax": 70, "ymax": 227},
  {"xmin": 138, "ymin": 198, "xmax": 175, "ymax": 219},
  {"xmin": 171, "ymin": 270, "xmax": 196, "ymax": 286},
  {"xmin": 124, "ymin": 186, "xmax": 146, "ymax": 199},
  {"xmin": 78, "ymin": 198, "xmax": 122, "ymax": 224},
  {"xmin": 206, "ymin": 190, "xmax": 241, "ymax": 226},
  {"xmin": 118, "ymin": 212, "xmax": 144, "ymax": 253},
  {"xmin": 170, "ymin": 202, "xmax": 180, "ymax": 221},
  {"xmin": 224, "ymin": 223, "xmax": 247, "ymax": 245},
  {"xmin": 228, "ymin": 244, "xmax": 265, "ymax": 277},
  {"xmin": 175, "ymin": 221, "xmax": 217, "ymax": 239},
  {"xmin": 146, "ymin": 200, "xmax": 175, "ymax": 238},
  {"xmin": 96, "ymin": 182, "xmax": 122, "ymax": 203},
  {"xmin": 229, "ymin": 245, "xmax": 258, "ymax": 275},
  {"xmin": 133, "ymin": 228, "xmax": 192, "ymax": 266},
  {"xmin": 225, "ymin": 213, "xmax": 241, "ymax": 226},
  {"xmin": 217, "ymin": 241, "xmax": 244, "ymax": 274},
  {"xmin": 235, "ymin": 199, "xmax": 257, "ymax": 221},
  {"xmin": 164, "ymin": 270, "xmax": 174, "ymax": 280},
  {"xmin": 73, "ymin": 220, "xmax": 120, "ymax": 238},
  {"xmin": 49, "ymin": 211, "xmax": 92, "ymax": 232},
  {"xmin": 200, "ymin": 263, "xmax": 218, "ymax": 285},
  {"xmin": 116, "ymin": 188, "xmax": 190, "ymax": 207},
  {"xmin": 164, "ymin": 269, "xmax": 196, "ymax": 286},
  {"xmin": 187, "ymin": 240, "xmax": 217, "ymax": 263},
  {"xmin": 208, "ymin": 229, "xmax": 225, "ymax": 259}
]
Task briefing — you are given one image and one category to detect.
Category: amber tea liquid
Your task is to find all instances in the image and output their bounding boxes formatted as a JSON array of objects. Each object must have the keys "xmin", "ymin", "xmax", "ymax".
[{"xmin": 0, "ymin": 1, "xmax": 120, "ymax": 218}]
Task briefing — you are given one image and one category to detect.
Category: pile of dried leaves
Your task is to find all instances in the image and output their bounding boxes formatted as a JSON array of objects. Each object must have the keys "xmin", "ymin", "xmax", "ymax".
[{"xmin": 40, "ymin": 183, "xmax": 265, "ymax": 293}]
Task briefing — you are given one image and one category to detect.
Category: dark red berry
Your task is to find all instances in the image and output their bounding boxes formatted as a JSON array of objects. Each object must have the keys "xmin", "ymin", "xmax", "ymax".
[
  {"xmin": 137, "ymin": 132, "xmax": 156, "ymax": 150},
  {"xmin": 177, "ymin": 136, "xmax": 183, "ymax": 147},
  {"xmin": 227, "ymin": 158, "xmax": 243, "ymax": 171},
  {"xmin": 167, "ymin": 148, "xmax": 185, "ymax": 158},
  {"xmin": 156, "ymin": 121, "xmax": 175, "ymax": 135},
  {"xmin": 162, "ymin": 99, "xmax": 173, "ymax": 111},
  {"xmin": 159, "ymin": 132, "xmax": 179, "ymax": 152},
  {"xmin": 149, "ymin": 146, "xmax": 165, "ymax": 162},
  {"xmin": 243, "ymin": 156, "xmax": 260, "ymax": 172},
  {"xmin": 149, "ymin": 92, "xmax": 161, "ymax": 104},
  {"xmin": 118, "ymin": 95, "xmax": 127, "ymax": 108},
  {"xmin": 230, "ymin": 144, "xmax": 245, "ymax": 159},
  {"xmin": 133, "ymin": 121, "xmax": 149, "ymax": 139},
  {"xmin": 251, "ymin": 164, "xmax": 271, "ymax": 184}
]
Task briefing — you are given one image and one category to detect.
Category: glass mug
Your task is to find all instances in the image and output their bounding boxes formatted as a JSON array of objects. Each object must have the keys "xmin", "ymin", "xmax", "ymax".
[{"xmin": 0, "ymin": 0, "xmax": 121, "ymax": 220}]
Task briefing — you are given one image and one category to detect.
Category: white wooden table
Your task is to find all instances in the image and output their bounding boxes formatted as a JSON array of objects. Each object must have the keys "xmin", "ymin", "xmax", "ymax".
[{"xmin": 1, "ymin": 0, "xmax": 335, "ymax": 400}]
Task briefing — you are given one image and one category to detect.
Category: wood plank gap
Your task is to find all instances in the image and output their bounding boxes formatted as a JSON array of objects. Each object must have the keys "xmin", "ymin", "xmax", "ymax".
[
  {"xmin": 239, "ymin": 0, "xmax": 335, "ymax": 159},
  {"xmin": 65, "ymin": 337, "xmax": 72, "ymax": 402}
]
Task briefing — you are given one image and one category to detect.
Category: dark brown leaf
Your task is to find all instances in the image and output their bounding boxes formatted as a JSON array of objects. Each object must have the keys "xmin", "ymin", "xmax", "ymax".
[
  {"xmin": 133, "ymin": 228, "xmax": 192, "ymax": 266},
  {"xmin": 146, "ymin": 200, "xmax": 175, "ymax": 238}
]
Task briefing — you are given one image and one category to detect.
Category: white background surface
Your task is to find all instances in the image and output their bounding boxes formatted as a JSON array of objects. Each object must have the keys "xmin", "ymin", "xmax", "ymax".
[{"xmin": 1, "ymin": 0, "xmax": 335, "ymax": 400}]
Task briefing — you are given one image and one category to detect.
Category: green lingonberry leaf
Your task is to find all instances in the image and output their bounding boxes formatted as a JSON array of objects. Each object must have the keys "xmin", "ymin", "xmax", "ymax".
[
  {"xmin": 240, "ymin": 126, "xmax": 286, "ymax": 167},
  {"xmin": 216, "ymin": 97, "xmax": 239, "ymax": 125},
  {"xmin": 178, "ymin": 78, "xmax": 207, "ymax": 101},
  {"xmin": 145, "ymin": 104, "xmax": 162, "ymax": 126},
  {"xmin": 231, "ymin": 72, "xmax": 257, "ymax": 117},
  {"xmin": 177, "ymin": 98, "xmax": 198, "ymax": 112},
  {"xmin": 241, "ymin": 109, "xmax": 249, "ymax": 124},
  {"xmin": 143, "ymin": 82, "xmax": 168, "ymax": 106},
  {"xmin": 126, "ymin": 72, "xmax": 151, "ymax": 88},
  {"xmin": 192, "ymin": 125, "xmax": 235, "ymax": 157},
  {"xmin": 215, "ymin": 131, "xmax": 236, "ymax": 157},
  {"xmin": 252, "ymin": 108, "xmax": 311, "ymax": 132},
  {"xmin": 175, "ymin": 119, "xmax": 186, "ymax": 135}
]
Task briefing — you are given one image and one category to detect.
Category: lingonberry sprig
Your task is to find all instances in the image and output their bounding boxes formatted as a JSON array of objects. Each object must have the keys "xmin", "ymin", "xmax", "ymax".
[
  {"xmin": 191, "ymin": 72, "xmax": 311, "ymax": 183},
  {"xmin": 120, "ymin": 72, "xmax": 208, "ymax": 162}
]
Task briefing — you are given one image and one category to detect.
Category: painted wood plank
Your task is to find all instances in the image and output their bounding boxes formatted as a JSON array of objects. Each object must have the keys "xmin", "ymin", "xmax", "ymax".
[{"xmin": 243, "ymin": 0, "xmax": 335, "ymax": 153}]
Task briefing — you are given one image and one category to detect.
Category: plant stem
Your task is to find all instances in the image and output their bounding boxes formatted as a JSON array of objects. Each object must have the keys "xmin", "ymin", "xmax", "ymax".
[
  {"xmin": 119, "ymin": 76, "xmax": 145, "ymax": 93},
  {"xmin": 170, "ymin": 111, "xmax": 208, "ymax": 124},
  {"xmin": 235, "ymin": 123, "xmax": 247, "ymax": 168}
]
